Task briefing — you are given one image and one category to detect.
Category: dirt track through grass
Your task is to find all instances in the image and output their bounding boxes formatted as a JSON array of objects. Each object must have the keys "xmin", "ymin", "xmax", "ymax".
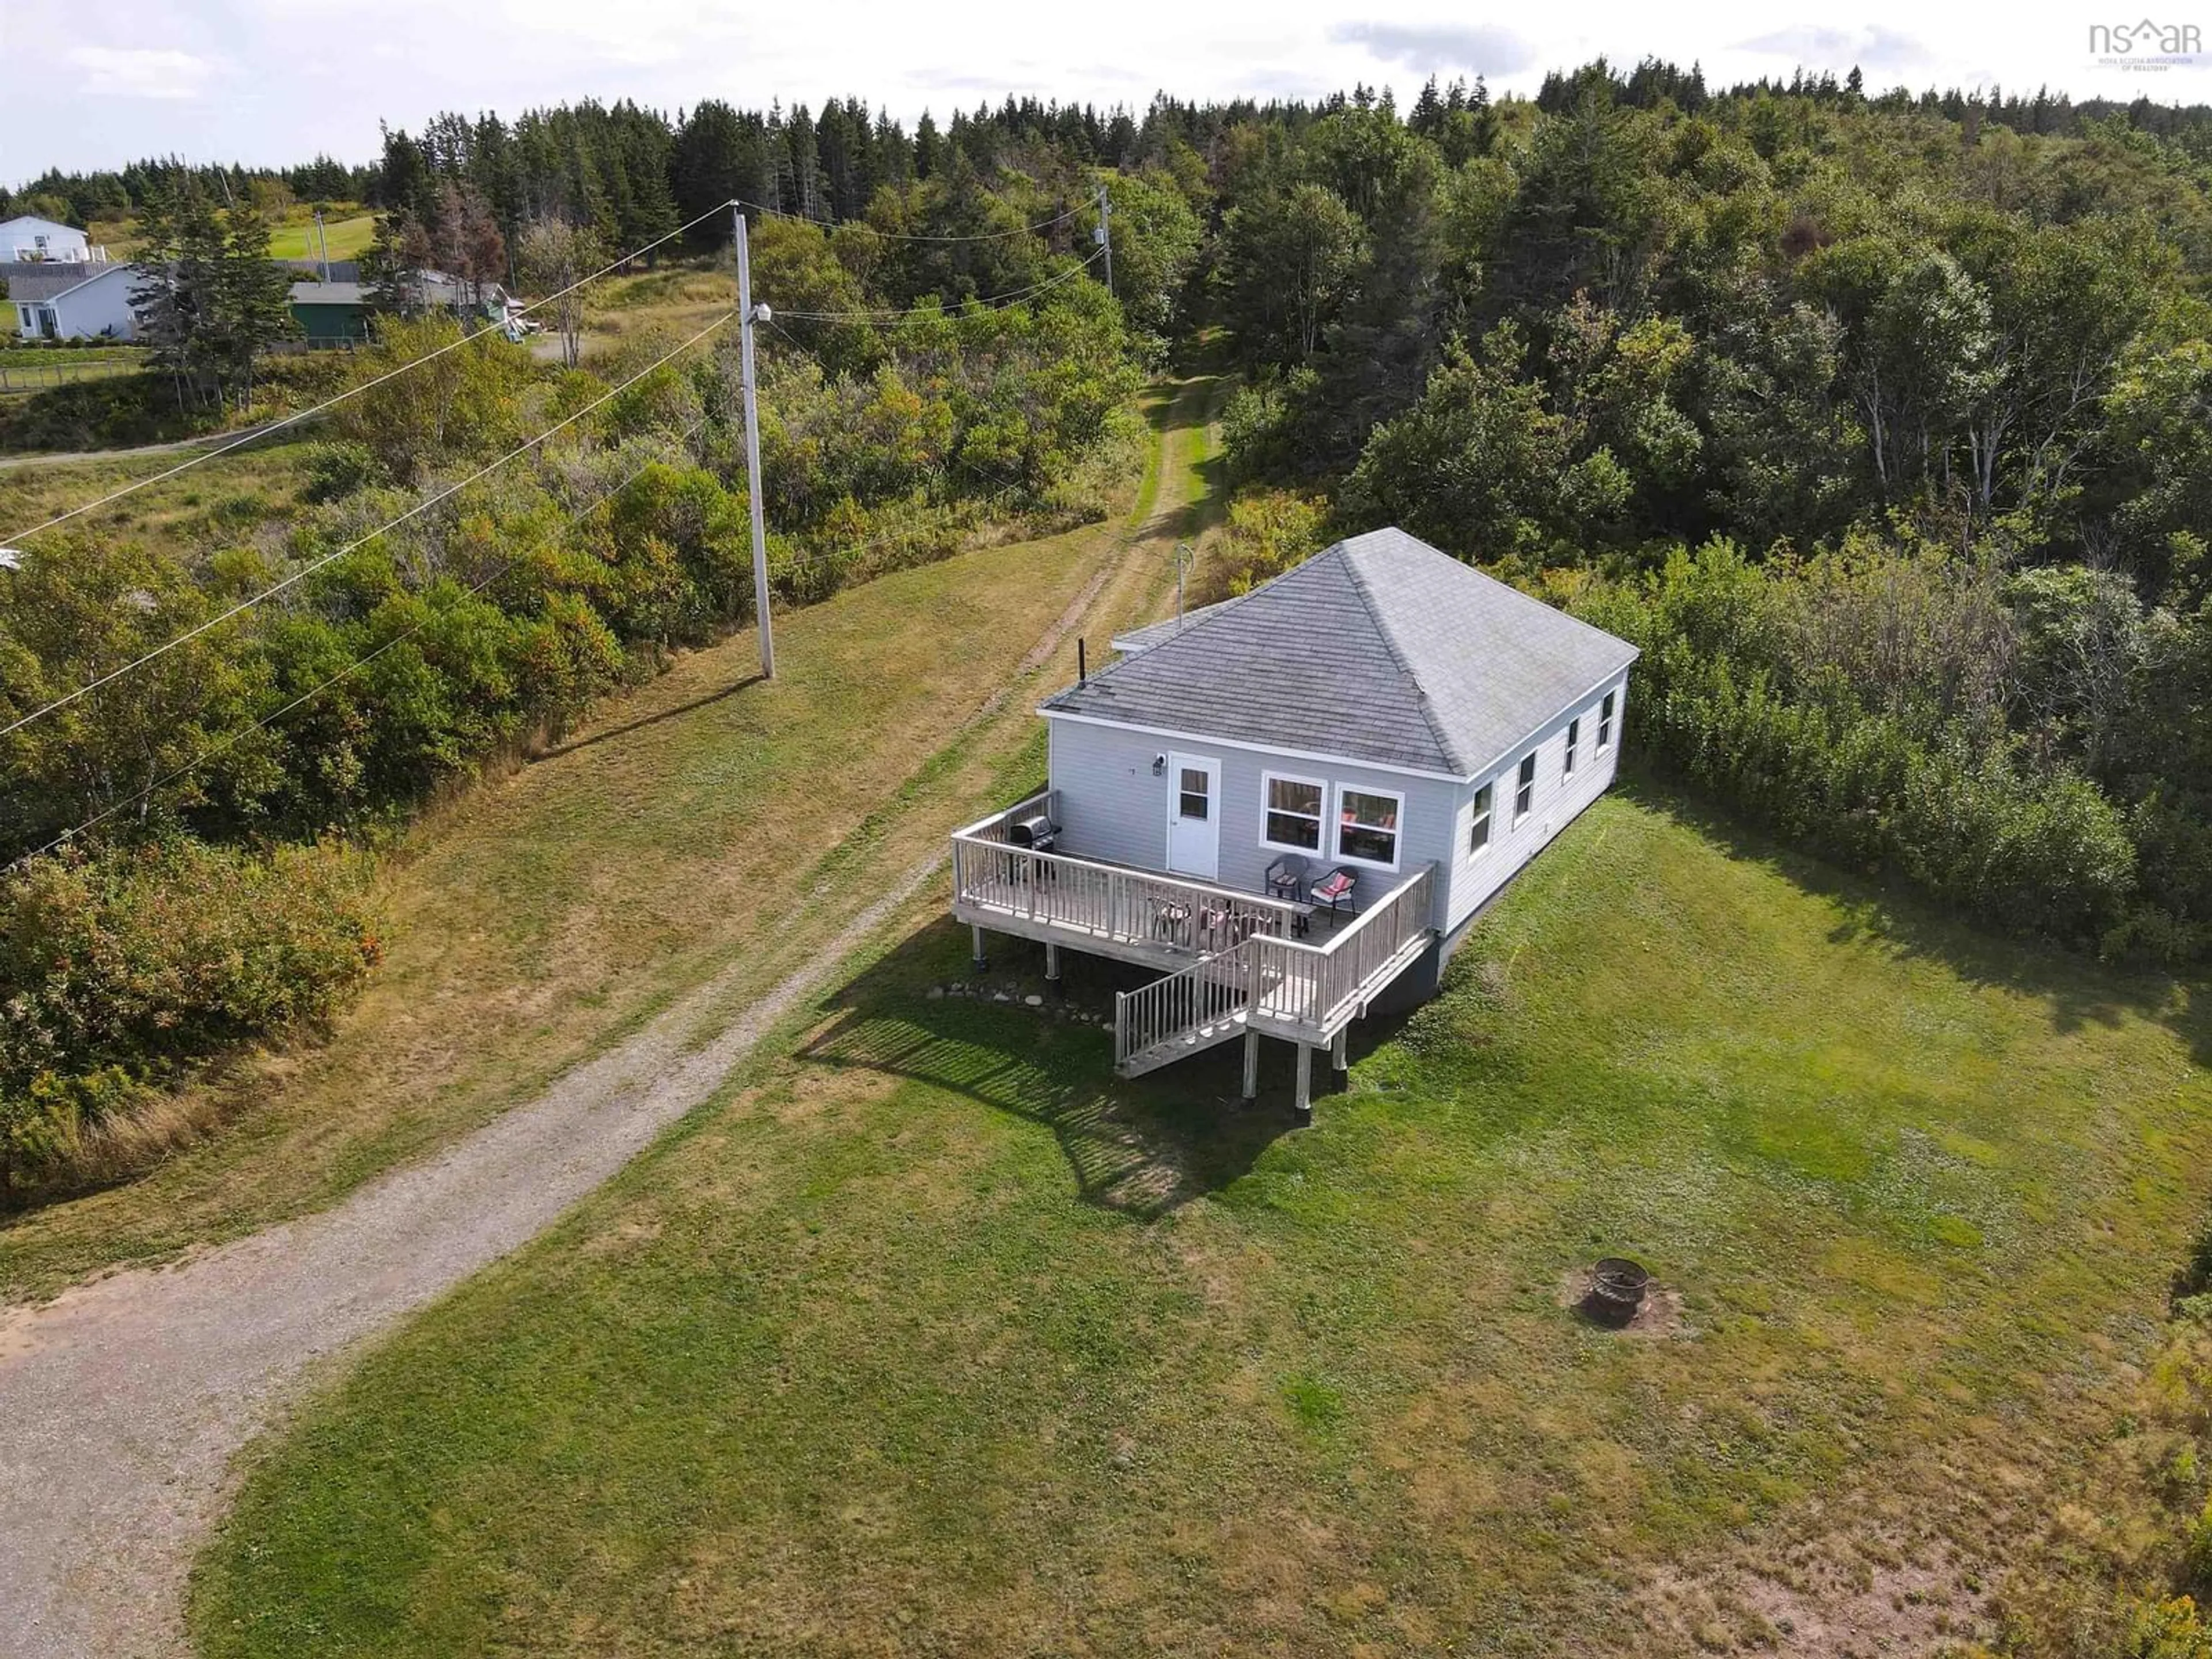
[
  {"xmin": 0, "ymin": 379, "xmax": 1217, "ymax": 1656},
  {"xmin": 0, "ymin": 378, "xmax": 1209, "ymax": 1300}
]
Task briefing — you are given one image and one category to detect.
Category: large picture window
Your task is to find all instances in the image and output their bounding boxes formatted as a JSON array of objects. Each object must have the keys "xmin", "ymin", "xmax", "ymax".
[
  {"xmin": 1335, "ymin": 786, "xmax": 1403, "ymax": 868},
  {"xmin": 1262, "ymin": 772, "xmax": 1324, "ymax": 851}
]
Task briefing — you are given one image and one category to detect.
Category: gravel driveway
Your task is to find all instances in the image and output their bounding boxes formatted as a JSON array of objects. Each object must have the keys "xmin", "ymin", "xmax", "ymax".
[{"xmin": 0, "ymin": 853, "xmax": 942, "ymax": 1659}]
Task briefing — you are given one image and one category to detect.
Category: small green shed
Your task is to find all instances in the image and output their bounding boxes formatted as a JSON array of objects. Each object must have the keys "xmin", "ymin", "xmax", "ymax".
[{"xmin": 287, "ymin": 281, "xmax": 370, "ymax": 344}]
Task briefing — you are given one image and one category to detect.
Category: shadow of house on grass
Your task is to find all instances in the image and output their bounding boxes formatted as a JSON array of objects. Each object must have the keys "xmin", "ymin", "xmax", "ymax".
[
  {"xmin": 1616, "ymin": 772, "xmax": 2212, "ymax": 1067},
  {"xmin": 800, "ymin": 917, "xmax": 1296, "ymax": 1220}
]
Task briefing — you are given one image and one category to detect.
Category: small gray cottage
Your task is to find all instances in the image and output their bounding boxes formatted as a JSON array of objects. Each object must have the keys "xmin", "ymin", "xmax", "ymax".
[{"xmin": 950, "ymin": 527, "xmax": 1637, "ymax": 1119}]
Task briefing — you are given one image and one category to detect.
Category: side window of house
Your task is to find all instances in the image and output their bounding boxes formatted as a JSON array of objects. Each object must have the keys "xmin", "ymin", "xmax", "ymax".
[
  {"xmin": 1336, "ymin": 788, "xmax": 1402, "ymax": 866},
  {"xmin": 1514, "ymin": 752, "xmax": 1536, "ymax": 822},
  {"xmin": 1263, "ymin": 775, "xmax": 1323, "ymax": 850},
  {"xmin": 1469, "ymin": 782, "xmax": 1493, "ymax": 854},
  {"xmin": 1565, "ymin": 717, "xmax": 1580, "ymax": 777},
  {"xmin": 1178, "ymin": 766, "xmax": 1210, "ymax": 820},
  {"xmin": 1599, "ymin": 690, "xmax": 1616, "ymax": 748}
]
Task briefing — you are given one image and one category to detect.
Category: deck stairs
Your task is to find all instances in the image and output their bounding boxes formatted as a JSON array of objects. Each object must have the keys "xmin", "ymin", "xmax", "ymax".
[{"xmin": 1115, "ymin": 943, "xmax": 1266, "ymax": 1078}]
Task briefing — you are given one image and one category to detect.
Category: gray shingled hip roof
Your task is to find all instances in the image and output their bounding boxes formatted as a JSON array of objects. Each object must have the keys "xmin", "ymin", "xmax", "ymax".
[{"xmin": 1043, "ymin": 527, "xmax": 1638, "ymax": 777}]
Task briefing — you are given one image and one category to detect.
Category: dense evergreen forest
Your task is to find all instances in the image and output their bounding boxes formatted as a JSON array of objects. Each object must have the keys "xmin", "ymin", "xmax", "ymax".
[{"xmin": 10, "ymin": 59, "xmax": 2212, "ymax": 1186}]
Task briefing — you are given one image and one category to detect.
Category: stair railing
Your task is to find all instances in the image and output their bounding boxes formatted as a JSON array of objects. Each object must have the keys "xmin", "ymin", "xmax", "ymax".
[{"xmin": 1113, "ymin": 941, "xmax": 1256, "ymax": 1067}]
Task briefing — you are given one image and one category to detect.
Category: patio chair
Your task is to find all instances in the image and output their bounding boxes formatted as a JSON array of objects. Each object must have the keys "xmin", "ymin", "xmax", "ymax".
[
  {"xmin": 1310, "ymin": 866, "xmax": 1358, "ymax": 919},
  {"xmin": 1264, "ymin": 854, "xmax": 1310, "ymax": 902}
]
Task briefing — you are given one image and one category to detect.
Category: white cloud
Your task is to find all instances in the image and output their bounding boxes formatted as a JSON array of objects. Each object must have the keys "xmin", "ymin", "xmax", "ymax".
[
  {"xmin": 1330, "ymin": 21, "xmax": 1539, "ymax": 76},
  {"xmin": 1736, "ymin": 25, "xmax": 1931, "ymax": 75},
  {"xmin": 66, "ymin": 46, "xmax": 219, "ymax": 100}
]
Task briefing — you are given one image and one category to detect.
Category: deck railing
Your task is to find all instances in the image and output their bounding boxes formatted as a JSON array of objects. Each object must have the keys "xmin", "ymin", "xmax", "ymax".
[
  {"xmin": 953, "ymin": 788, "xmax": 1057, "ymax": 846},
  {"xmin": 1248, "ymin": 863, "xmax": 1434, "ymax": 1031},
  {"xmin": 952, "ymin": 821, "xmax": 1304, "ymax": 954}
]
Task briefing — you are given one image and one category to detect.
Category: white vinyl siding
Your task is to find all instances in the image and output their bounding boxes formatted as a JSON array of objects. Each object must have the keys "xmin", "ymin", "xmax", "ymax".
[
  {"xmin": 1046, "ymin": 717, "xmax": 1456, "ymax": 924},
  {"xmin": 1445, "ymin": 671, "xmax": 1633, "ymax": 934},
  {"xmin": 1044, "ymin": 668, "xmax": 1634, "ymax": 949}
]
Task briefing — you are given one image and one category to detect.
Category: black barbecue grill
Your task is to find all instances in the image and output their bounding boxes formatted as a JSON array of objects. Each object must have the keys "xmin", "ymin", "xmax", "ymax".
[{"xmin": 1007, "ymin": 813, "xmax": 1058, "ymax": 854}]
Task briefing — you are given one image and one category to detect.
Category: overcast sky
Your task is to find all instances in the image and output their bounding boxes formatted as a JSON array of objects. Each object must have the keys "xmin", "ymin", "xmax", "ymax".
[{"xmin": 3, "ymin": 0, "xmax": 2205, "ymax": 183}]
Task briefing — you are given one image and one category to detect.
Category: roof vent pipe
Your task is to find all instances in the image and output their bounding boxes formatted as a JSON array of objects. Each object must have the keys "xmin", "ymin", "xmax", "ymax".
[{"xmin": 1078, "ymin": 637, "xmax": 1086, "ymax": 685}]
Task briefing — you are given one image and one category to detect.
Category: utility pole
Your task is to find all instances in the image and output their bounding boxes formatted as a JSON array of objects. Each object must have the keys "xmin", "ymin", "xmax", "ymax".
[
  {"xmin": 1094, "ymin": 184, "xmax": 1113, "ymax": 298},
  {"xmin": 313, "ymin": 209, "xmax": 329, "ymax": 283},
  {"xmin": 1174, "ymin": 541, "xmax": 1194, "ymax": 627},
  {"xmin": 734, "ymin": 202, "xmax": 775, "ymax": 679}
]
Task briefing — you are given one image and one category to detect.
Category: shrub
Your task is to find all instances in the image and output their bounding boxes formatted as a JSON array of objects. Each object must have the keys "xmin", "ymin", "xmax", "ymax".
[
  {"xmin": 300, "ymin": 440, "xmax": 382, "ymax": 502},
  {"xmin": 1579, "ymin": 540, "xmax": 2142, "ymax": 950},
  {"xmin": 1199, "ymin": 487, "xmax": 1332, "ymax": 601},
  {"xmin": 0, "ymin": 838, "xmax": 381, "ymax": 1190}
]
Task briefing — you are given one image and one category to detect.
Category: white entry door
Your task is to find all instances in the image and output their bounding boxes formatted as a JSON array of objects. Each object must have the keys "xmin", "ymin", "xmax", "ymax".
[{"xmin": 1165, "ymin": 752, "xmax": 1221, "ymax": 880}]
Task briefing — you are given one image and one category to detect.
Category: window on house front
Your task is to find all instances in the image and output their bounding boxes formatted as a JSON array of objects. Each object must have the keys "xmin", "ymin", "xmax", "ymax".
[
  {"xmin": 1599, "ymin": 690, "xmax": 1616, "ymax": 749},
  {"xmin": 1469, "ymin": 782, "xmax": 1494, "ymax": 855},
  {"xmin": 1178, "ymin": 766, "xmax": 1210, "ymax": 820},
  {"xmin": 1335, "ymin": 787, "xmax": 1403, "ymax": 867},
  {"xmin": 1262, "ymin": 773, "xmax": 1324, "ymax": 851},
  {"xmin": 1565, "ymin": 717, "xmax": 1580, "ymax": 777},
  {"xmin": 1514, "ymin": 752, "xmax": 1536, "ymax": 823}
]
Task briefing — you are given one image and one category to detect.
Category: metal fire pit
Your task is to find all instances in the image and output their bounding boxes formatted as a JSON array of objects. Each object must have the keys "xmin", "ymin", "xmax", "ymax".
[{"xmin": 1582, "ymin": 1257, "xmax": 1650, "ymax": 1328}]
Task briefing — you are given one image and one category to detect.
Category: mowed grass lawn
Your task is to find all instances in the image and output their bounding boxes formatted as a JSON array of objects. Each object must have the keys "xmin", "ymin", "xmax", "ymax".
[
  {"xmin": 266, "ymin": 213, "xmax": 378, "ymax": 261},
  {"xmin": 191, "ymin": 786, "xmax": 2212, "ymax": 1656}
]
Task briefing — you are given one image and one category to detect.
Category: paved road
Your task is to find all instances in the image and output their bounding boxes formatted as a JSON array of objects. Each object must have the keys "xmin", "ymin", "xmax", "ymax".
[{"xmin": 0, "ymin": 852, "xmax": 942, "ymax": 1658}]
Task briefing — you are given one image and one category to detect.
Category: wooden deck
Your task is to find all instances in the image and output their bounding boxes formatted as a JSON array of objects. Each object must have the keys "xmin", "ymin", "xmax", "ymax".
[{"xmin": 950, "ymin": 791, "xmax": 1438, "ymax": 1066}]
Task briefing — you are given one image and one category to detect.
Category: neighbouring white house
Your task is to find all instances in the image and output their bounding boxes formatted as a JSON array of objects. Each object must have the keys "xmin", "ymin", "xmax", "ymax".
[
  {"xmin": 0, "ymin": 215, "xmax": 107, "ymax": 264},
  {"xmin": 9, "ymin": 263, "xmax": 138, "ymax": 340},
  {"xmin": 950, "ymin": 527, "xmax": 1638, "ymax": 1120},
  {"xmin": 8, "ymin": 262, "xmax": 139, "ymax": 340}
]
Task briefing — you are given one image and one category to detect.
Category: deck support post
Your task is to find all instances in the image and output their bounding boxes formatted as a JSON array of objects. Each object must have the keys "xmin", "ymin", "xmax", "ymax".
[
  {"xmin": 1241, "ymin": 1029, "xmax": 1259, "ymax": 1100},
  {"xmin": 1331, "ymin": 1027, "xmax": 1349, "ymax": 1077},
  {"xmin": 1044, "ymin": 942, "xmax": 1061, "ymax": 986},
  {"xmin": 971, "ymin": 925, "xmax": 988, "ymax": 974},
  {"xmin": 1293, "ymin": 1042, "xmax": 1313, "ymax": 1126}
]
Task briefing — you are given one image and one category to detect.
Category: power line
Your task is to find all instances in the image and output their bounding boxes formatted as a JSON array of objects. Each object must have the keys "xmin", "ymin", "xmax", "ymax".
[
  {"xmin": 3, "ymin": 418, "xmax": 716, "ymax": 878},
  {"xmin": 735, "ymin": 198, "xmax": 1088, "ymax": 241},
  {"xmin": 0, "ymin": 199, "xmax": 738, "ymax": 547},
  {"xmin": 1, "ymin": 310, "xmax": 738, "ymax": 742},
  {"xmin": 772, "ymin": 247, "xmax": 1105, "ymax": 322}
]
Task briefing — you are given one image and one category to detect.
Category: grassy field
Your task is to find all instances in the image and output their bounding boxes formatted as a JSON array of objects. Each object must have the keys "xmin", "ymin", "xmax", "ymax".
[
  {"xmin": 0, "ymin": 441, "xmax": 319, "ymax": 541},
  {"xmin": 187, "ymin": 768, "xmax": 2212, "ymax": 1652},
  {"xmin": 266, "ymin": 213, "xmax": 377, "ymax": 262},
  {"xmin": 86, "ymin": 209, "xmax": 377, "ymax": 264},
  {"xmin": 574, "ymin": 264, "xmax": 740, "ymax": 357},
  {"xmin": 0, "ymin": 378, "xmax": 1206, "ymax": 1300}
]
